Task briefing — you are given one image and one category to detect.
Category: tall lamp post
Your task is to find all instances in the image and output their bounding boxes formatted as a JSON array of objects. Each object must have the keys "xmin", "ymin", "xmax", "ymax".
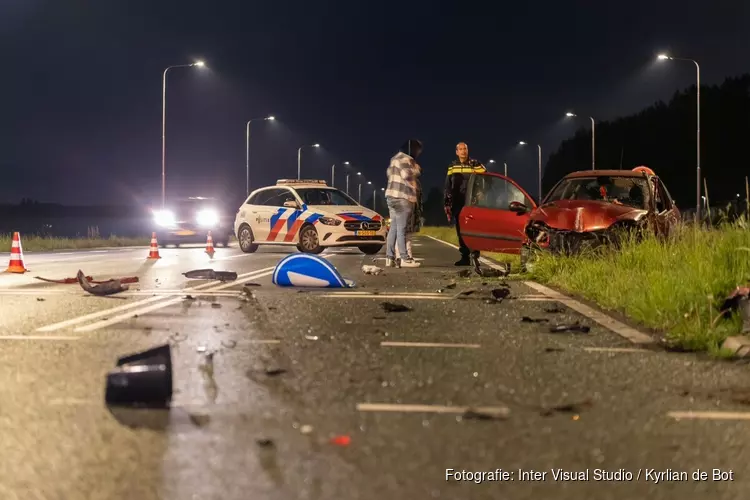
[
  {"xmin": 297, "ymin": 143, "xmax": 320, "ymax": 180},
  {"xmin": 162, "ymin": 60, "xmax": 205, "ymax": 208},
  {"xmin": 565, "ymin": 112, "xmax": 596, "ymax": 170},
  {"xmin": 245, "ymin": 115, "xmax": 275, "ymax": 197},
  {"xmin": 347, "ymin": 171, "xmax": 361, "ymax": 196},
  {"xmin": 332, "ymin": 161, "xmax": 349, "ymax": 187},
  {"xmin": 657, "ymin": 53, "xmax": 701, "ymax": 220},
  {"xmin": 519, "ymin": 141, "xmax": 542, "ymax": 203}
]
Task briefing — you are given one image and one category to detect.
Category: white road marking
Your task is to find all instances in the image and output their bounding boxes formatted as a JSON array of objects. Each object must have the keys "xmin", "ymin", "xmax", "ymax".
[
  {"xmin": 356, "ymin": 403, "xmax": 510, "ymax": 416},
  {"xmin": 36, "ymin": 267, "xmax": 274, "ymax": 332},
  {"xmin": 583, "ymin": 347, "xmax": 652, "ymax": 353},
  {"xmin": 247, "ymin": 339, "xmax": 281, "ymax": 344},
  {"xmin": 523, "ymin": 282, "xmax": 655, "ymax": 345},
  {"xmin": 75, "ymin": 270, "xmax": 275, "ymax": 332},
  {"xmin": 381, "ymin": 341, "xmax": 480, "ymax": 348},
  {"xmin": 0, "ymin": 335, "xmax": 80, "ymax": 340},
  {"xmin": 668, "ymin": 411, "xmax": 750, "ymax": 421}
]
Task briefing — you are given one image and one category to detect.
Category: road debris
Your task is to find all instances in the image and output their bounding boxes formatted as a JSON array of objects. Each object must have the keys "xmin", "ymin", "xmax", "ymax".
[
  {"xmin": 719, "ymin": 286, "xmax": 750, "ymax": 333},
  {"xmin": 544, "ymin": 347, "xmax": 565, "ymax": 352},
  {"xmin": 243, "ymin": 282, "xmax": 261, "ymax": 287},
  {"xmin": 211, "ymin": 303, "xmax": 222, "ymax": 308},
  {"xmin": 721, "ymin": 336, "xmax": 750, "ymax": 358},
  {"xmin": 361, "ymin": 265, "xmax": 383, "ymax": 275},
  {"xmin": 36, "ymin": 297, "xmax": 45, "ymax": 301},
  {"xmin": 490, "ymin": 288, "xmax": 511, "ymax": 302},
  {"xmin": 272, "ymin": 253, "xmax": 355, "ymax": 288},
  {"xmin": 169, "ymin": 332, "xmax": 187, "ymax": 343},
  {"xmin": 183, "ymin": 269, "xmax": 238, "ymax": 281},
  {"xmin": 77, "ymin": 270, "xmax": 129, "ymax": 296},
  {"xmin": 264, "ymin": 367, "xmax": 287, "ymax": 376},
  {"xmin": 456, "ymin": 269, "xmax": 472, "ymax": 278},
  {"xmin": 220, "ymin": 339, "xmax": 237, "ymax": 349},
  {"xmin": 540, "ymin": 399, "xmax": 593, "ymax": 416},
  {"xmin": 381, "ymin": 302, "xmax": 412, "ymax": 312},
  {"xmin": 549, "ymin": 322, "xmax": 590, "ymax": 334},
  {"xmin": 105, "ymin": 344, "xmax": 172, "ymax": 408},
  {"xmin": 437, "ymin": 282, "xmax": 457, "ymax": 293},
  {"xmin": 184, "ymin": 295, "xmax": 196, "ymax": 300},
  {"xmin": 462, "ymin": 407, "xmax": 510, "ymax": 420},
  {"xmin": 305, "ymin": 335, "xmax": 319, "ymax": 340},
  {"xmin": 199, "ymin": 351, "xmax": 218, "ymax": 403},
  {"xmin": 35, "ymin": 275, "xmax": 93, "ymax": 284},
  {"xmin": 522, "ymin": 316, "xmax": 549, "ymax": 323},
  {"xmin": 196, "ymin": 345, "xmax": 208, "ymax": 353},
  {"xmin": 300, "ymin": 424, "xmax": 313, "ymax": 435},
  {"xmin": 256, "ymin": 438, "xmax": 274, "ymax": 447},
  {"xmin": 453, "ymin": 289, "xmax": 479, "ymax": 299},
  {"xmin": 330, "ymin": 435, "xmax": 351, "ymax": 446}
]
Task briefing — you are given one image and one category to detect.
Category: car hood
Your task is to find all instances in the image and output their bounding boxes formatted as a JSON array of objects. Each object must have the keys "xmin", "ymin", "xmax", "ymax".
[
  {"xmin": 308, "ymin": 205, "xmax": 383, "ymax": 222},
  {"xmin": 529, "ymin": 200, "xmax": 645, "ymax": 232}
]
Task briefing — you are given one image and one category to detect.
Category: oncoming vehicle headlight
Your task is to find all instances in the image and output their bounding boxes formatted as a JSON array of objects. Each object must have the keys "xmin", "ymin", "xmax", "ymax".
[
  {"xmin": 154, "ymin": 210, "xmax": 176, "ymax": 227},
  {"xmin": 318, "ymin": 217, "xmax": 342, "ymax": 226},
  {"xmin": 196, "ymin": 209, "xmax": 220, "ymax": 226}
]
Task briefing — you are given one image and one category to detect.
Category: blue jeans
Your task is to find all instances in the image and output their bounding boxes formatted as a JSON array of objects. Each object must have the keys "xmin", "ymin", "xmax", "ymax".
[{"xmin": 386, "ymin": 196, "xmax": 412, "ymax": 260}]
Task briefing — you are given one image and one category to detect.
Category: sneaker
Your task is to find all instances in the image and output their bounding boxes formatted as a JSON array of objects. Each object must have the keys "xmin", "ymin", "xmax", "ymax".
[{"xmin": 401, "ymin": 258, "xmax": 421, "ymax": 268}]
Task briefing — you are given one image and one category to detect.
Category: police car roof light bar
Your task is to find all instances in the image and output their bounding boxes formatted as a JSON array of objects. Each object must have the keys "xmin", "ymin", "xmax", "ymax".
[{"xmin": 276, "ymin": 179, "xmax": 327, "ymax": 185}]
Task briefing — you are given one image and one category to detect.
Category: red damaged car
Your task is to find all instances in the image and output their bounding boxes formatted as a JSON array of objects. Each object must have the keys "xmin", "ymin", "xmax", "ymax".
[{"xmin": 457, "ymin": 167, "xmax": 680, "ymax": 269}]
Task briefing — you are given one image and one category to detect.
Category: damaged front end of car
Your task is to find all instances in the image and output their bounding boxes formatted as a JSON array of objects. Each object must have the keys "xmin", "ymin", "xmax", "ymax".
[{"xmin": 521, "ymin": 218, "xmax": 648, "ymax": 270}]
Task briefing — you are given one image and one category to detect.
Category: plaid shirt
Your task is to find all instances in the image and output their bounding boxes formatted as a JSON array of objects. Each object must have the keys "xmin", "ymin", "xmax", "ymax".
[{"xmin": 385, "ymin": 152, "xmax": 419, "ymax": 203}]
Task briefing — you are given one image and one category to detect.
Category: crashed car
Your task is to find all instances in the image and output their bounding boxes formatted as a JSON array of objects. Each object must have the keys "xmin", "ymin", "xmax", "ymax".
[
  {"xmin": 457, "ymin": 167, "xmax": 680, "ymax": 268},
  {"xmin": 234, "ymin": 179, "xmax": 386, "ymax": 255}
]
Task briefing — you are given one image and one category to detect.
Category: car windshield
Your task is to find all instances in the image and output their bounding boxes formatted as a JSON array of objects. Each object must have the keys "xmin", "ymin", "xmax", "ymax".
[
  {"xmin": 176, "ymin": 200, "xmax": 220, "ymax": 213},
  {"xmin": 295, "ymin": 188, "xmax": 357, "ymax": 206},
  {"xmin": 544, "ymin": 176, "xmax": 650, "ymax": 209}
]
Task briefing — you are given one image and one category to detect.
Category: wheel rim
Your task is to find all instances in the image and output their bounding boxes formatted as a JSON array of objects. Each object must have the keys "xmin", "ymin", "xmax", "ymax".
[
  {"xmin": 240, "ymin": 228, "xmax": 253, "ymax": 249},
  {"xmin": 300, "ymin": 228, "xmax": 318, "ymax": 250}
]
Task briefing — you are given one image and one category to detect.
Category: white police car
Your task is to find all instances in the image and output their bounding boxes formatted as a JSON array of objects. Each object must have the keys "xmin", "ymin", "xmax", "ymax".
[{"xmin": 234, "ymin": 179, "xmax": 387, "ymax": 255}]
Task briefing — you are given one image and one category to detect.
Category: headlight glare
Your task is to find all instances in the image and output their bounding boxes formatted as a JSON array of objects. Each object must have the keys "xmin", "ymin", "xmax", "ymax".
[
  {"xmin": 154, "ymin": 210, "xmax": 176, "ymax": 227},
  {"xmin": 196, "ymin": 209, "xmax": 220, "ymax": 226}
]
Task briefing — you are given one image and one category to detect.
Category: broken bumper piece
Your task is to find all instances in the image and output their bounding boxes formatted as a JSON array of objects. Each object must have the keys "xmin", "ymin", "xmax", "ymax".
[
  {"xmin": 105, "ymin": 344, "xmax": 173, "ymax": 408},
  {"xmin": 182, "ymin": 269, "xmax": 238, "ymax": 281}
]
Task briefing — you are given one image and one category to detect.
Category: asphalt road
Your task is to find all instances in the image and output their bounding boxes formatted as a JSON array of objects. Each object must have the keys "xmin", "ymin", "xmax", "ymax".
[{"xmin": 1, "ymin": 236, "xmax": 749, "ymax": 500}]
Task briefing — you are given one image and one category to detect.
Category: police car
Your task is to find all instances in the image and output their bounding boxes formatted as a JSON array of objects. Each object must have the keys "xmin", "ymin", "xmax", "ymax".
[{"xmin": 234, "ymin": 179, "xmax": 387, "ymax": 255}]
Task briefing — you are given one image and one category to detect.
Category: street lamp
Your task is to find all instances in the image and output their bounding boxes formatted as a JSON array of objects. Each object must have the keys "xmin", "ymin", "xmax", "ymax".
[
  {"xmin": 503, "ymin": 162, "xmax": 508, "ymax": 177},
  {"xmin": 657, "ymin": 52, "xmax": 701, "ymax": 220},
  {"xmin": 245, "ymin": 115, "xmax": 275, "ymax": 197},
  {"xmin": 519, "ymin": 141, "xmax": 542, "ymax": 202},
  {"xmin": 332, "ymin": 161, "xmax": 349, "ymax": 188},
  {"xmin": 161, "ymin": 60, "xmax": 206, "ymax": 208},
  {"xmin": 565, "ymin": 111, "xmax": 596, "ymax": 170},
  {"xmin": 297, "ymin": 143, "xmax": 320, "ymax": 180}
]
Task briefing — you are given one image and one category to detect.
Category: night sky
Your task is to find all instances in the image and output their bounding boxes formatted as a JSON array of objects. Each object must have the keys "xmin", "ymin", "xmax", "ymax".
[{"xmin": 3, "ymin": 0, "xmax": 749, "ymax": 207}]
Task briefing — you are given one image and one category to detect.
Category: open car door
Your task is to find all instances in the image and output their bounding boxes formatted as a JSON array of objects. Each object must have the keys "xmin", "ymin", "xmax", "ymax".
[{"xmin": 459, "ymin": 172, "xmax": 537, "ymax": 254}]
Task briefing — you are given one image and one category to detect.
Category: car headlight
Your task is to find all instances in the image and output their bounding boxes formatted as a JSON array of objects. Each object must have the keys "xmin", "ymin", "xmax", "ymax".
[
  {"xmin": 318, "ymin": 217, "xmax": 342, "ymax": 226},
  {"xmin": 196, "ymin": 209, "xmax": 220, "ymax": 226},
  {"xmin": 154, "ymin": 210, "xmax": 176, "ymax": 227}
]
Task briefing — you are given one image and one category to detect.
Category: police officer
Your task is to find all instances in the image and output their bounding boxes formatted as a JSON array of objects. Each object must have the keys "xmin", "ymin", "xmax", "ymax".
[{"xmin": 443, "ymin": 142, "xmax": 486, "ymax": 266}]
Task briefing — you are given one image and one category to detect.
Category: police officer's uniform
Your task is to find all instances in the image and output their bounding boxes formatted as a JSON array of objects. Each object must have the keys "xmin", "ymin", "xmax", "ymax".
[{"xmin": 443, "ymin": 158, "xmax": 486, "ymax": 265}]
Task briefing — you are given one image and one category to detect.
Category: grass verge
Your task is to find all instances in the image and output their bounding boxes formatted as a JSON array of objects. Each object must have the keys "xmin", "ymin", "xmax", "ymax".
[
  {"xmin": 418, "ymin": 226, "xmax": 521, "ymax": 269},
  {"xmin": 421, "ymin": 223, "xmax": 750, "ymax": 354},
  {"xmin": 0, "ymin": 234, "xmax": 151, "ymax": 252}
]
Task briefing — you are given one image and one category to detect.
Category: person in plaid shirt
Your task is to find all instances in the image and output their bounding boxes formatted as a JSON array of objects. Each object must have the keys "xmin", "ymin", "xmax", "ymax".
[
  {"xmin": 385, "ymin": 139, "xmax": 422, "ymax": 268},
  {"xmin": 396, "ymin": 164, "xmax": 422, "ymax": 261}
]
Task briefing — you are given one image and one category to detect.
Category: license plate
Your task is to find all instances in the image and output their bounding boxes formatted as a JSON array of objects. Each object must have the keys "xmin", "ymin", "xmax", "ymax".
[
  {"xmin": 356, "ymin": 230, "xmax": 376, "ymax": 236},
  {"xmin": 175, "ymin": 230, "xmax": 196, "ymax": 236}
]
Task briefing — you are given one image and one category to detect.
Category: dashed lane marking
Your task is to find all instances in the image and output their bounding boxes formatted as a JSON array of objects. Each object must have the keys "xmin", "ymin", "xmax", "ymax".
[
  {"xmin": 583, "ymin": 347, "xmax": 653, "ymax": 353},
  {"xmin": 668, "ymin": 411, "xmax": 750, "ymax": 421},
  {"xmin": 36, "ymin": 267, "xmax": 275, "ymax": 333},
  {"xmin": 75, "ymin": 270, "xmax": 275, "ymax": 332},
  {"xmin": 0, "ymin": 335, "xmax": 80, "ymax": 341},
  {"xmin": 356, "ymin": 403, "xmax": 510, "ymax": 416},
  {"xmin": 381, "ymin": 341, "xmax": 481, "ymax": 348}
]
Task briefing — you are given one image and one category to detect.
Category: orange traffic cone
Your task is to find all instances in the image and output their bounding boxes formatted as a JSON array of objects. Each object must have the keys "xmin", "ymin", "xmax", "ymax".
[
  {"xmin": 6, "ymin": 232, "xmax": 28, "ymax": 273},
  {"xmin": 205, "ymin": 231, "xmax": 215, "ymax": 258},
  {"xmin": 147, "ymin": 232, "xmax": 161, "ymax": 259}
]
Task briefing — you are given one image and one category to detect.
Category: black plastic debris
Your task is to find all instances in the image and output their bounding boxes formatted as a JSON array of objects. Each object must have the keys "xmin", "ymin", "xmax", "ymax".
[
  {"xmin": 188, "ymin": 413, "xmax": 211, "ymax": 427},
  {"xmin": 265, "ymin": 368, "xmax": 287, "ymax": 376},
  {"xmin": 244, "ymin": 283, "xmax": 261, "ymax": 287},
  {"xmin": 211, "ymin": 303, "xmax": 222, "ymax": 308},
  {"xmin": 456, "ymin": 269, "xmax": 472, "ymax": 278},
  {"xmin": 437, "ymin": 282, "xmax": 457, "ymax": 293},
  {"xmin": 720, "ymin": 287, "xmax": 750, "ymax": 333},
  {"xmin": 256, "ymin": 438, "xmax": 274, "ymax": 447},
  {"xmin": 490, "ymin": 288, "xmax": 511, "ymax": 301},
  {"xmin": 549, "ymin": 322, "xmax": 590, "ymax": 333},
  {"xmin": 184, "ymin": 295, "xmax": 196, "ymax": 300},
  {"xmin": 544, "ymin": 306, "xmax": 565, "ymax": 314},
  {"xmin": 381, "ymin": 302, "xmax": 412, "ymax": 312},
  {"xmin": 182, "ymin": 269, "xmax": 238, "ymax": 282},
  {"xmin": 105, "ymin": 344, "xmax": 172, "ymax": 408},
  {"xmin": 544, "ymin": 347, "xmax": 565, "ymax": 352},
  {"xmin": 522, "ymin": 316, "xmax": 549, "ymax": 323},
  {"xmin": 540, "ymin": 399, "xmax": 593, "ymax": 416},
  {"xmin": 77, "ymin": 269, "xmax": 129, "ymax": 296},
  {"xmin": 462, "ymin": 407, "xmax": 510, "ymax": 420},
  {"xmin": 36, "ymin": 297, "xmax": 45, "ymax": 302}
]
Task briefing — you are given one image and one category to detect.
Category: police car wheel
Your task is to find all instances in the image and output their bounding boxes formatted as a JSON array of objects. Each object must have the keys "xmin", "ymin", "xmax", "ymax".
[
  {"xmin": 358, "ymin": 245, "xmax": 383, "ymax": 255},
  {"xmin": 297, "ymin": 225, "xmax": 323, "ymax": 254},
  {"xmin": 238, "ymin": 225, "xmax": 259, "ymax": 253}
]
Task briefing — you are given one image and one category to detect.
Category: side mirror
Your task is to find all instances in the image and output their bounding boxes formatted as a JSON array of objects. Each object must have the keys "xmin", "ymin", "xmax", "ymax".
[
  {"xmin": 283, "ymin": 200, "xmax": 300, "ymax": 209},
  {"xmin": 509, "ymin": 201, "xmax": 528, "ymax": 214}
]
